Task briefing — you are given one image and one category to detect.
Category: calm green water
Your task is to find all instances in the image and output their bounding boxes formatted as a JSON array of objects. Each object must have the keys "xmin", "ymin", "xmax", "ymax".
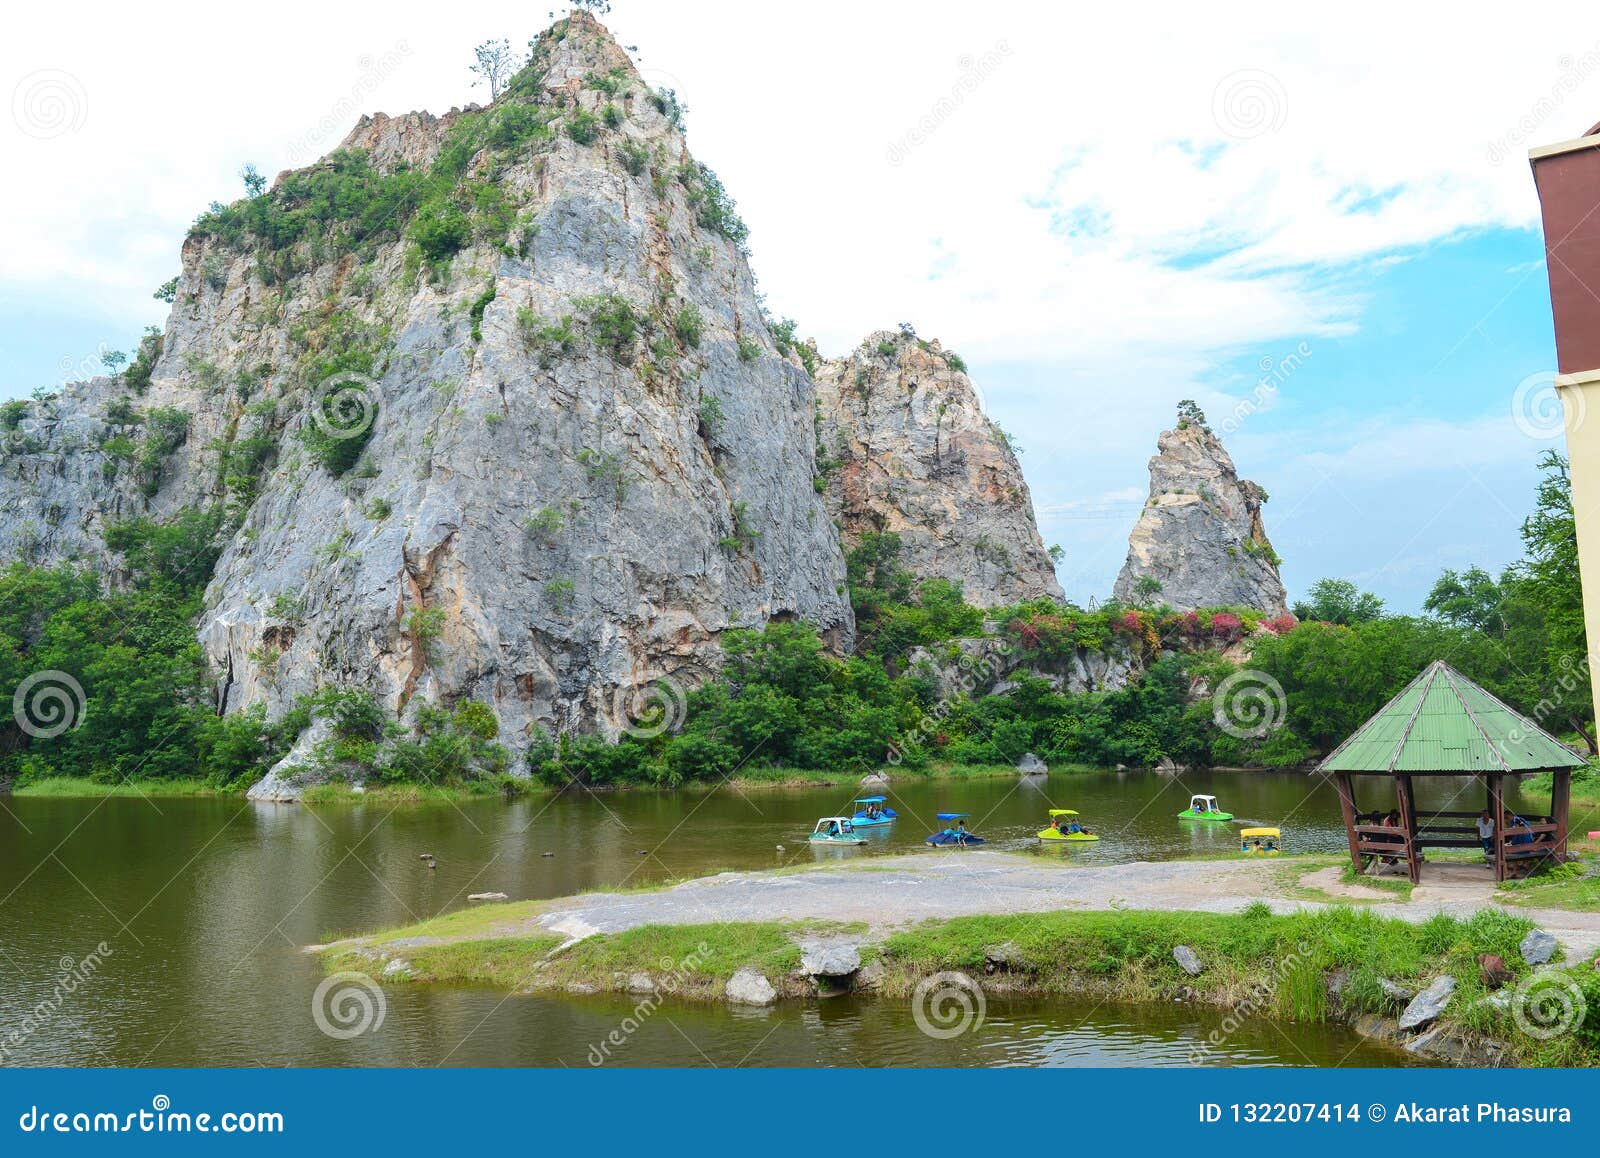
[{"xmin": 1, "ymin": 770, "xmax": 1582, "ymax": 1067}]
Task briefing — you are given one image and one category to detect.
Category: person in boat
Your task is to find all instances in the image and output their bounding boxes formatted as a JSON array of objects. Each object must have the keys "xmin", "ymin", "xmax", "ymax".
[
  {"xmin": 826, "ymin": 820, "xmax": 841, "ymax": 836},
  {"xmin": 868, "ymin": 802, "xmax": 881, "ymax": 819},
  {"xmin": 1066, "ymin": 819, "xmax": 1083, "ymax": 834},
  {"xmin": 954, "ymin": 818, "xmax": 970, "ymax": 841},
  {"xmin": 1193, "ymin": 799, "xmax": 1208, "ymax": 814}
]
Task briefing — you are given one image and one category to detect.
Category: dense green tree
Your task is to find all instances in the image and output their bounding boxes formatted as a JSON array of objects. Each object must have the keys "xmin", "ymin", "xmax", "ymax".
[
  {"xmin": 1292, "ymin": 577, "xmax": 1386, "ymax": 626},
  {"xmin": 1425, "ymin": 566, "xmax": 1510, "ymax": 635}
]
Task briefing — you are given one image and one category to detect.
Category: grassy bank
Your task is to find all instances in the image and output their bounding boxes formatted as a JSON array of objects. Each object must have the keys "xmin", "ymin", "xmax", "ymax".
[
  {"xmin": 6, "ymin": 761, "xmax": 1055, "ymax": 803},
  {"xmin": 324, "ymin": 904, "xmax": 1600, "ymax": 1067},
  {"xmin": 9, "ymin": 777, "xmax": 242, "ymax": 799},
  {"xmin": 724, "ymin": 761, "xmax": 1041, "ymax": 788}
]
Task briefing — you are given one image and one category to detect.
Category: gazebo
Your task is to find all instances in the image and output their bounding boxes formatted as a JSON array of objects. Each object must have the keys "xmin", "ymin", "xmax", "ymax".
[{"xmin": 1319, "ymin": 660, "xmax": 1588, "ymax": 884}]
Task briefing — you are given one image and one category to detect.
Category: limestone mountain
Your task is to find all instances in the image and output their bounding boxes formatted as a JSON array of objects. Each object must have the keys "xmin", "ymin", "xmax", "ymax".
[
  {"xmin": 1112, "ymin": 406, "xmax": 1286, "ymax": 614},
  {"xmin": 0, "ymin": 12, "xmax": 1066, "ymax": 780},
  {"xmin": 814, "ymin": 331, "xmax": 1063, "ymax": 607}
]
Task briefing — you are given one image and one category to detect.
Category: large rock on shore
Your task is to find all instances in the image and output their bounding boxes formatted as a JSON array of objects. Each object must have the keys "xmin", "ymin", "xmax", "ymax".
[
  {"xmin": 1398, "ymin": 975, "xmax": 1455, "ymax": 1030},
  {"xmin": 799, "ymin": 940, "xmax": 862, "ymax": 978},
  {"xmin": 1113, "ymin": 405, "xmax": 1286, "ymax": 614},
  {"xmin": 725, "ymin": 967, "xmax": 777, "ymax": 1006},
  {"xmin": 1520, "ymin": 928, "xmax": 1557, "ymax": 966}
]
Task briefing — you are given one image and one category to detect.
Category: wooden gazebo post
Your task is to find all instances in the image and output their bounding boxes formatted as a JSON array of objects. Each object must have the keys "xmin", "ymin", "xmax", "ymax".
[
  {"xmin": 1333, "ymin": 770, "xmax": 1363, "ymax": 874},
  {"xmin": 1395, "ymin": 774, "xmax": 1421, "ymax": 885},
  {"xmin": 1490, "ymin": 772, "xmax": 1506, "ymax": 882}
]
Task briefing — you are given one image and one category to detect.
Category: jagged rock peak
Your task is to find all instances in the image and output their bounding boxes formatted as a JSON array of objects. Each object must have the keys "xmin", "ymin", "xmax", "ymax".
[
  {"xmin": 1112, "ymin": 403, "xmax": 1286, "ymax": 614},
  {"xmin": 814, "ymin": 329, "xmax": 1064, "ymax": 608},
  {"xmin": 536, "ymin": 10, "xmax": 640, "ymax": 90},
  {"xmin": 331, "ymin": 14, "xmax": 649, "ymax": 178}
]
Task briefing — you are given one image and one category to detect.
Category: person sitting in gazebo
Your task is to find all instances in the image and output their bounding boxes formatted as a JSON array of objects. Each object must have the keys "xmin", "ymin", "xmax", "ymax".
[
  {"xmin": 1380, "ymin": 809, "xmax": 1402, "ymax": 866},
  {"xmin": 1476, "ymin": 810, "xmax": 1495, "ymax": 859}
]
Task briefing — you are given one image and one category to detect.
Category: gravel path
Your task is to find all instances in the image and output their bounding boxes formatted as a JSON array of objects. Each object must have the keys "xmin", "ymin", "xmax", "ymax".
[
  {"xmin": 532, "ymin": 853, "xmax": 1600, "ymax": 958},
  {"xmin": 337, "ymin": 852, "xmax": 1600, "ymax": 960},
  {"xmin": 538, "ymin": 853, "xmax": 1279, "ymax": 942}
]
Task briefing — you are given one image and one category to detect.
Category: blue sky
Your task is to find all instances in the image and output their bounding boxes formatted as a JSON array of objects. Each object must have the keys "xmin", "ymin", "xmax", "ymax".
[
  {"xmin": 1005, "ymin": 226, "xmax": 1563, "ymax": 612},
  {"xmin": 3, "ymin": 0, "xmax": 1595, "ymax": 615}
]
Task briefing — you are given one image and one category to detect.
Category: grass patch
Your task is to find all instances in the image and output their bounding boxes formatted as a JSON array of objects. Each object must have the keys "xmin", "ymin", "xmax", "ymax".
[
  {"xmin": 1496, "ymin": 858, "xmax": 1600, "ymax": 912},
  {"xmin": 10, "ymin": 777, "xmax": 240, "ymax": 798},
  {"xmin": 331, "ymin": 921, "xmax": 812, "ymax": 996},
  {"xmin": 326, "ymin": 899, "xmax": 551, "ymax": 948},
  {"xmin": 325, "ymin": 902, "xmax": 1600, "ymax": 1066},
  {"xmin": 1339, "ymin": 861, "xmax": 1416, "ymax": 899},
  {"xmin": 725, "ymin": 763, "xmax": 1037, "ymax": 788},
  {"xmin": 297, "ymin": 779, "xmax": 548, "ymax": 806},
  {"xmin": 873, "ymin": 906, "xmax": 1596, "ymax": 1064}
]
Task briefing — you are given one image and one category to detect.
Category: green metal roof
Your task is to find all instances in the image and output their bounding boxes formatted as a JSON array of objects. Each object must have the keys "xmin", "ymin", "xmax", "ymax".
[{"xmin": 1318, "ymin": 660, "xmax": 1589, "ymax": 774}]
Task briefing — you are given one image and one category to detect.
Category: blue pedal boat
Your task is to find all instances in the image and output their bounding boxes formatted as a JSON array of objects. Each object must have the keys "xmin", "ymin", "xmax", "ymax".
[
  {"xmin": 925, "ymin": 813, "xmax": 985, "ymax": 846},
  {"xmin": 850, "ymin": 796, "xmax": 897, "ymax": 826}
]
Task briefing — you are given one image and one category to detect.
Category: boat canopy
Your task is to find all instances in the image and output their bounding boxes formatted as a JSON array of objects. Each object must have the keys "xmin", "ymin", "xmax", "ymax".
[
  {"xmin": 1190, "ymin": 795, "xmax": 1219, "ymax": 807},
  {"xmin": 854, "ymin": 796, "xmax": 886, "ymax": 804},
  {"xmin": 813, "ymin": 817, "xmax": 853, "ymax": 829},
  {"xmin": 1048, "ymin": 809, "xmax": 1079, "ymax": 816},
  {"xmin": 1240, "ymin": 827, "xmax": 1280, "ymax": 838},
  {"xmin": 935, "ymin": 813, "xmax": 969, "ymax": 821}
]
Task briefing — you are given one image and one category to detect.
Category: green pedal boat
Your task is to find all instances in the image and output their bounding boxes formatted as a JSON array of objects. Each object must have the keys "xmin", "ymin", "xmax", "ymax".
[{"xmin": 1177, "ymin": 793, "xmax": 1234, "ymax": 822}]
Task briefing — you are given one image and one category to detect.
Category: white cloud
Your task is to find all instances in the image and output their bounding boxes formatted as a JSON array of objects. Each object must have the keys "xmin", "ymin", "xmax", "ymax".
[
  {"xmin": 6, "ymin": 0, "xmax": 1594, "ymax": 348},
  {"xmin": 2, "ymin": 0, "xmax": 1587, "ymax": 608}
]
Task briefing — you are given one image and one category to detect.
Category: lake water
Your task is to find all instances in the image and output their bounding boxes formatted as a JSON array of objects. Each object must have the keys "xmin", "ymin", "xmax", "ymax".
[{"xmin": 3, "ymin": 769, "xmax": 1581, "ymax": 1067}]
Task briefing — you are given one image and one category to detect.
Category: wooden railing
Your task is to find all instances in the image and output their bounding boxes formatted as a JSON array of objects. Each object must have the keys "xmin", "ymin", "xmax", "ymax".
[
  {"xmin": 1348, "ymin": 802, "xmax": 1567, "ymax": 882},
  {"xmin": 1352, "ymin": 823, "xmax": 1411, "ymax": 860}
]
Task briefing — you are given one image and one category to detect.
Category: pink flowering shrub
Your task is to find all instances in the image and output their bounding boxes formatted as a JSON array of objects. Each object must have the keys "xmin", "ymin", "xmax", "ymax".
[{"xmin": 1211, "ymin": 612, "xmax": 1243, "ymax": 643}]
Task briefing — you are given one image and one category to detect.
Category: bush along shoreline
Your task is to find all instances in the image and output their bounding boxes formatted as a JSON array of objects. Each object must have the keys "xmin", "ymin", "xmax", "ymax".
[
  {"xmin": 321, "ymin": 904, "xmax": 1600, "ymax": 1068},
  {"xmin": 1, "ymin": 453, "xmax": 1593, "ymax": 796}
]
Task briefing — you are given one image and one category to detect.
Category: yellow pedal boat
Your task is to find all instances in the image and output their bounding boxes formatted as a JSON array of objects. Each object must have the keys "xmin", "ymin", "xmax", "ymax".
[
  {"xmin": 1239, "ymin": 827, "xmax": 1281, "ymax": 855},
  {"xmin": 1038, "ymin": 809, "xmax": 1099, "ymax": 842}
]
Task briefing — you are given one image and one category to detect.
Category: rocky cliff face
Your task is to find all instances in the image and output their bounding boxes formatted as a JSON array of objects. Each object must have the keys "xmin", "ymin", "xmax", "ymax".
[
  {"xmin": 1112, "ymin": 409, "xmax": 1286, "ymax": 614},
  {"xmin": 0, "ymin": 14, "xmax": 1073, "ymax": 777},
  {"xmin": 814, "ymin": 331, "xmax": 1063, "ymax": 607},
  {"xmin": 0, "ymin": 14, "xmax": 853, "ymax": 762}
]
